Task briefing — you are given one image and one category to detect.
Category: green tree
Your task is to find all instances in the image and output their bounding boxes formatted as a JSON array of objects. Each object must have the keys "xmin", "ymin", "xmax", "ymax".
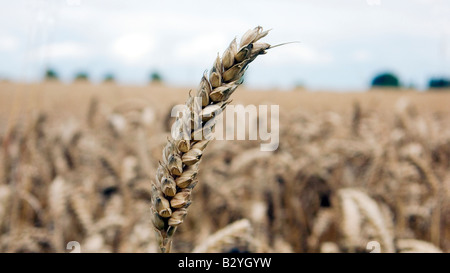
[
  {"xmin": 74, "ymin": 71, "xmax": 89, "ymax": 82},
  {"xmin": 45, "ymin": 68, "xmax": 59, "ymax": 81},
  {"xmin": 150, "ymin": 71, "xmax": 163, "ymax": 83},
  {"xmin": 104, "ymin": 73, "xmax": 115, "ymax": 83},
  {"xmin": 428, "ymin": 78, "xmax": 450, "ymax": 89},
  {"xmin": 371, "ymin": 72, "xmax": 400, "ymax": 88}
]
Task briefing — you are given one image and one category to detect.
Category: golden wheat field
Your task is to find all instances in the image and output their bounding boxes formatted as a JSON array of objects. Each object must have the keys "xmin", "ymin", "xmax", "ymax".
[{"xmin": 0, "ymin": 81, "xmax": 449, "ymax": 253}]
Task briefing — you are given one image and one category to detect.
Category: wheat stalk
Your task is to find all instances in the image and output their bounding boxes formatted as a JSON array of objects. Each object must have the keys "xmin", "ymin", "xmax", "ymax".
[{"xmin": 150, "ymin": 26, "xmax": 272, "ymax": 253}]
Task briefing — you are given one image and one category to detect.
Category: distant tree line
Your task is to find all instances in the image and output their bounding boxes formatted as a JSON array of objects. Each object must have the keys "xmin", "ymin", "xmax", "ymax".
[
  {"xmin": 103, "ymin": 73, "xmax": 115, "ymax": 83},
  {"xmin": 428, "ymin": 78, "xmax": 450, "ymax": 89},
  {"xmin": 42, "ymin": 68, "xmax": 449, "ymax": 90},
  {"xmin": 371, "ymin": 71, "xmax": 450, "ymax": 90},
  {"xmin": 43, "ymin": 68, "xmax": 164, "ymax": 84}
]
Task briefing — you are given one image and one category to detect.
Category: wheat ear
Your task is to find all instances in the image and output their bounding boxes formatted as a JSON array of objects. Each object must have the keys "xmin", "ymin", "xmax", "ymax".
[{"xmin": 150, "ymin": 26, "xmax": 271, "ymax": 253}]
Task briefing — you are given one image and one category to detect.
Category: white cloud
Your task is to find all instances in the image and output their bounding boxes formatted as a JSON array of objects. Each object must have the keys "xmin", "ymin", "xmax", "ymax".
[
  {"xmin": 0, "ymin": 36, "xmax": 18, "ymax": 51},
  {"xmin": 39, "ymin": 42, "xmax": 91, "ymax": 59},
  {"xmin": 173, "ymin": 34, "xmax": 228, "ymax": 65},
  {"xmin": 264, "ymin": 43, "xmax": 333, "ymax": 66},
  {"xmin": 110, "ymin": 33, "xmax": 156, "ymax": 64},
  {"xmin": 352, "ymin": 50, "xmax": 372, "ymax": 62}
]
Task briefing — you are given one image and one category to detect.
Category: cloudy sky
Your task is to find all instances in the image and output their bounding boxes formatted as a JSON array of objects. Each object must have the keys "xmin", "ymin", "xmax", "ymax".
[{"xmin": 0, "ymin": 0, "xmax": 449, "ymax": 90}]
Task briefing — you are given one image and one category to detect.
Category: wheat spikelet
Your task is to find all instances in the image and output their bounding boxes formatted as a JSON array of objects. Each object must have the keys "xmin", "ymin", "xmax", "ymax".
[
  {"xmin": 150, "ymin": 26, "xmax": 271, "ymax": 253},
  {"xmin": 192, "ymin": 219, "xmax": 254, "ymax": 253}
]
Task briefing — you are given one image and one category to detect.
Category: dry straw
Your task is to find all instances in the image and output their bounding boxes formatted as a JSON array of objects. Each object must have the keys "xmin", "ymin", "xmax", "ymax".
[{"xmin": 150, "ymin": 26, "xmax": 272, "ymax": 253}]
